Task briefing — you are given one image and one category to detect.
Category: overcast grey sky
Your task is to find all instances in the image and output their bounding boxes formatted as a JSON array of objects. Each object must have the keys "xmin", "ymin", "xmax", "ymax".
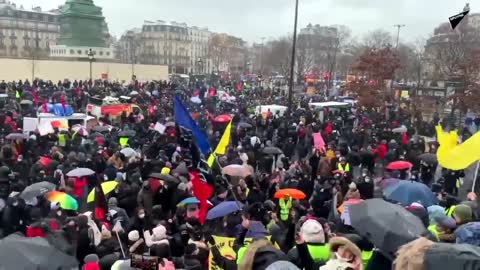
[{"xmin": 13, "ymin": 0, "xmax": 470, "ymax": 44}]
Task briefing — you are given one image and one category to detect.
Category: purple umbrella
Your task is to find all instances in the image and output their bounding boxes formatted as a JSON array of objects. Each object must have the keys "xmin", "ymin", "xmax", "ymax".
[{"xmin": 207, "ymin": 201, "xmax": 243, "ymax": 220}]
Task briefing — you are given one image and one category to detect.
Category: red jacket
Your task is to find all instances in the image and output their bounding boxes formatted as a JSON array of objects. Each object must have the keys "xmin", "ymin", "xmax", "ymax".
[
  {"xmin": 83, "ymin": 262, "xmax": 100, "ymax": 270},
  {"xmin": 401, "ymin": 133, "xmax": 408, "ymax": 145},
  {"xmin": 73, "ymin": 177, "xmax": 87, "ymax": 198},
  {"xmin": 378, "ymin": 144, "xmax": 387, "ymax": 160}
]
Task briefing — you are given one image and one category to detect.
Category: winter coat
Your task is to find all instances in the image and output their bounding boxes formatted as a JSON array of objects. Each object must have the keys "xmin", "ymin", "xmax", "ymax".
[
  {"xmin": 317, "ymin": 158, "xmax": 332, "ymax": 178},
  {"xmin": 76, "ymin": 227, "xmax": 95, "ymax": 265},
  {"xmin": 137, "ymin": 186, "xmax": 154, "ymax": 214}
]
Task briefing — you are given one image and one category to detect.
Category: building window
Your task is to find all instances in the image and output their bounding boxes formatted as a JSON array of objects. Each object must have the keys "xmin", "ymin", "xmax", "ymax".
[
  {"xmin": 70, "ymin": 49, "xmax": 74, "ymax": 54},
  {"xmin": 99, "ymin": 51, "xmax": 103, "ymax": 56},
  {"xmin": 77, "ymin": 50, "xmax": 82, "ymax": 54},
  {"xmin": 24, "ymin": 38, "xmax": 29, "ymax": 47}
]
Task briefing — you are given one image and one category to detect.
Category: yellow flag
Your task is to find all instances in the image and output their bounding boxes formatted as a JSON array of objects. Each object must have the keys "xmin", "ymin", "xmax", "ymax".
[
  {"xmin": 207, "ymin": 153, "xmax": 216, "ymax": 168},
  {"xmin": 215, "ymin": 120, "xmax": 232, "ymax": 155},
  {"xmin": 436, "ymin": 125, "xmax": 480, "ymax": 170},
  {"xmin": 207, "ymin": 121, "xmax": 232, "ymax": 167}
]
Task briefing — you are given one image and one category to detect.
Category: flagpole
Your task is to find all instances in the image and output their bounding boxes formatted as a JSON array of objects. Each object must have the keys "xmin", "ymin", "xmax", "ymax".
[
  {"xmin": 472, "ymin": 160, "xmax": 480, "ymax": 192},
  {"xmin": 214, "ymin": 157, "xmax": 242, "ymax": 204}
]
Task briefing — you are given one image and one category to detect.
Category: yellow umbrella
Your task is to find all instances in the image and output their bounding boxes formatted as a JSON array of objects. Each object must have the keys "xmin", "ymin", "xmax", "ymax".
[{"xmin": 87, "ymin": 181, "xmax": 118, "ymax": 203}]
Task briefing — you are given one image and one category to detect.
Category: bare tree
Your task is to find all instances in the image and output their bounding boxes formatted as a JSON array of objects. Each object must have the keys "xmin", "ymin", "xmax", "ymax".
[
  {"xmin": 349, "ymin": 45, "xmax": 401, "ymax": 107},
  {"xmin": 362, "ymin": 29, "xmax": 393, "ymax": 49},
  {"xmin": 296, "ymin": 34, "xmax": 315, "ymax": 81},
  {"xmin": 428, "ymin": 17, "xmax": 480, "ymax": 115},
  {"xmin": 263, "ymin": 37, "xmax": 292, "ymax": 78},
  {"xmin": 208, "ymin": 34, "xmax": 232, "ymax": 71},
  {"xmin": 324, "ymin": 25, "xmax": 352, "ymax": 87}
]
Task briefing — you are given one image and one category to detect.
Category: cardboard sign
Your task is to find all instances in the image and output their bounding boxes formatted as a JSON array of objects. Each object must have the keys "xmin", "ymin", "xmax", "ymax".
[
  {"xmin": 208, "ymin": 235, "xmax": 276, "ymax": 270},
  {"xmin": 130, "ymin": 254, "xmax": 158, "ymax": 270},
  {"xmin": 313, "ymin": 133, "xmax": 326, "ymax": 151}
]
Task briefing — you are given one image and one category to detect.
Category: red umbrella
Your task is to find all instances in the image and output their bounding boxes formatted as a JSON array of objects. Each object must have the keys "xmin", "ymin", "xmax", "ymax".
[
  {"xmin": 274, "ymin": 188, "xmax": 306, "ymax": 200},
  {"xmin": 214, "ymin": 115, "xmax": 231, "ymax": 123},
  {"xmin": 38, "ymin": 156, "xmax": 51, "ymax": 167},
  {"xmin": 386, "ymin": 161, "xmax": 413, "ymax": 170}
]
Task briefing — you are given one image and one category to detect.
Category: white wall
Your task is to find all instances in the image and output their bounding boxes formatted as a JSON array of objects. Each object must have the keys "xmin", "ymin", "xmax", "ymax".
[{"xmin": 0, "ymin": 58, "xmax": 168, "ymax": 82}]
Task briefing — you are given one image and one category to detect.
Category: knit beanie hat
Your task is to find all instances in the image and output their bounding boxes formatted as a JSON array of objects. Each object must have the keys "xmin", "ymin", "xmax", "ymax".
[
  {"xmin": 454, "ymin": 205, "xmax": 473, "ymax": 224},
  {"xmin": 84, "ymin": 254, "xmax": 99, "ymax": 264},
  {"xmin": 152, "ymin": 225, "xmax": 167, "ymax": 241},
  {"xmin": 265, "ymin": 260, "xmax": 300, "ymax": 270},
  {"xmin": 128, "ymin": 230, "xmax": 140, "ymax": 242},
  {"xmin": 300, "ymin": 219, "xmax": 325, "ymax": 244}
]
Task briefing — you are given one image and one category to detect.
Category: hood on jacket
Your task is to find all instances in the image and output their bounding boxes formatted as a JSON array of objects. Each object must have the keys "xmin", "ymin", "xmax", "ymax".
[
  {"xmin": 252, "ymin": 245, "xmax": 285, "ymax": 270},
  {"xmin": 394, "ymin": 237, "xmax": 433, "ymax": 270},
  {"xmin": 245, "ymin": 220, "xmax": 268, "ymax": 239},
  {"xmin": 327, "ymin": 237, "xmax": 362, "ymax": 270}
]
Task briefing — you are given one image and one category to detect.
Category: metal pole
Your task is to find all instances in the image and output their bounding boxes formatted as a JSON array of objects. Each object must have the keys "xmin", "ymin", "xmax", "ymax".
[
  {"xmin": 260, "ymin": 37, "xmax": 265, "ymax": 75},
  {"xmin": 288, "ymin": 0, "xmax": 299, "ymax": 112},
  {"xmin": 89, "ymin": 60, "xmax": 92, "ymax": 83},
  {"xmin": 394, "ymin": 24, "xmax": 405, "ymax": 49},
  {"xmin": 472, "ymin": 160, "xmax": 480, "ymax": 192}
]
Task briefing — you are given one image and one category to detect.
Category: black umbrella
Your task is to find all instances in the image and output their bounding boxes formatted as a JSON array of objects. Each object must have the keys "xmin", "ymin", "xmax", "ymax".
[
  {"xmin": 424, "ymin": 242, "xmax": 480, "ymax": 270},
  {"xmin": 172, "ymin": 162, "xmax": 189, "ymax": 176},
  {"xmin": 237, "ymin": 122, "xmax": 253, "ymax": 129},
  {"xmin": 93, "ymin": 126, "xmax": 110, "ymax": 133},
  {"xmin": 118, "ymin": 130, "xmax": 136, "ymax": 137},
  {"xmin": 418, "ymin": 153, "xmax": 437, "ymax": 165},
  {"xmin": 149, "ymin": 173, "xmax": 179, "ymax": 184},
  {"xmin": 19, "ymin": 100, "xmax": 33, "ymax": 105},
  {"xmin": 0, "ymin": 234, "xmax": 78, "ymax": 270},
  {"xmin": 20, "ymin": 181, "xmax": 56, "ymax": 201},
  {"xmin": 165, "ymin": 121, "xmax": 175, "ymax": 127},
  {"xmin": 262, "ymin": 147, "xmax": 283, "ymax": 155},
  {"xmin": 5, "ymin": 133, "xmax": 28, "ymax": 140},
  {"xmin": 348, "ymin": 198, "xmax": 427, "ymax": 259},
  {"xmin": 89, "ymin": 132, "xmax": 105, "ymax": 139}
]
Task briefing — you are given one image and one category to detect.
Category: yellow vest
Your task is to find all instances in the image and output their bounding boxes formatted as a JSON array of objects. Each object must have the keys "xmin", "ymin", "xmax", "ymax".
[
  {"xmin": 15, "ymin": 90, "xmax": 20, "ymax": 99},
  {"xmin": 337, "ymin": 163, "xmax": 350, "ymax": 173},
  {"xmin": 236, "ymin": 246, "xmax": 247, "ymax": 265},
  {"xmin": 307, "ymin": 244, "xmax": 330, "ymax": 262},
  {"xmin": 58, "ymin": 134, "xmax": 66, "ymax": 147},
  {"xmin": 428, "ymin": 224, "xmax": 439, "ymax": 241},
  {"xmin": 119, "ymin": 137, "xmax": 129, "ymax": 147},
  {"xmin": 362, "ymin": 250, "xmax": 373, "ymax": 269},
  {"xmin": 446, "ymin": 206, "xmax": 456, "ymax": 217}
]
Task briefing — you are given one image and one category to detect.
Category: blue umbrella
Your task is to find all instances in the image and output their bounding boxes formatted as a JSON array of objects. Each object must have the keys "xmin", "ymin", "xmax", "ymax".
[
  {"xmin": 206, "ymin": 201, "xmax": 243, "ymax": 220},
  {"xmin": 177, "ymin": 197, "xmax": 213, "ymax": 207},
  {"xmin": 384, "ymin": 181, "xmax": 438, "ymax": 207}
]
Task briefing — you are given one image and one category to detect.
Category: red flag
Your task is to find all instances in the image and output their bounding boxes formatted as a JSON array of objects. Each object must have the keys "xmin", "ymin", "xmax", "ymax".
[
  {"xmin": 208, "ymin": 87, "xmax": 216, "ymax": 97},
  {"xmin": 94, "ymin": 178, "xmax": 107, "ymax": 221},
  {"xmin": 32, "ymin": 88, "xmax": 39, "ymax": 106},
  {"xmin": 148, "ymin": 103, "xmax": 154, "ymax": 116},
  {"xmin": 190, "ymin": 170, "xmax": 213, "ymax": 224},
  {"xmin": 43, "ymin": 98, "xmax": 48, "ymax": 113},
  {"xmin": 59, "ymin": 95, "xmax": 66, "ymax": 111}
]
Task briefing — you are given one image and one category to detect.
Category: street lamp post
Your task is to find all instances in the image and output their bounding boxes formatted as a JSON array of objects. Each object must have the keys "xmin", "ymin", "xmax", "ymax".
[
  {"xmin": 197, "ymin": 58, "xmax": 203, "ymax": 74},
  {"xmin": 260, "ymin": 37, "xmax": 265, "ymax": 75},
  {"xmin": 288, "ymin": 0, "xmax": 299, "ymax": 112},
  {"xmin": 88, "ymin": 48, "xmax": 95, "ymax": 84}
]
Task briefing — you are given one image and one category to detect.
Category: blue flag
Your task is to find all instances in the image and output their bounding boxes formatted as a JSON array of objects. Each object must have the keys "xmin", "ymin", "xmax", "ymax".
[{"xmin": 174, "ymin": 96, "xmax": 211, "ymax": 156}]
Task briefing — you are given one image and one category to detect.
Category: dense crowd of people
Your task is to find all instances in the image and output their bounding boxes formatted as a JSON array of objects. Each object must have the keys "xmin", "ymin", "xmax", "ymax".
[{"xmin": 0, "ymin": 77, "xmax": 479, "ymax": 270}]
